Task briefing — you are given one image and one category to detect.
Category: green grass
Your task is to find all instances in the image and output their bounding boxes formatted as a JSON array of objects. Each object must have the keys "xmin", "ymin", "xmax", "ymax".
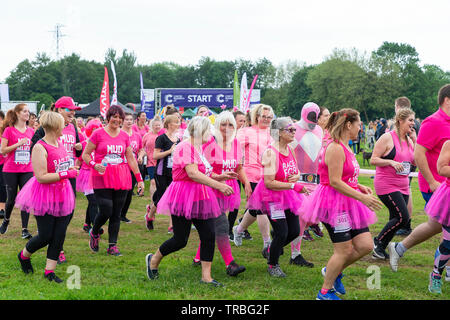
[{"xmin": 0, "ymin": 154, "xmax": 448, "ymax": 300}]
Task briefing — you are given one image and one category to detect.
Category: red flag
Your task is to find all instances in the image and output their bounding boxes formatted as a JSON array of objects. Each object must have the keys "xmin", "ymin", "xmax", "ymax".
[{"xmin": 100, "ymin": 66, "xmax": 110, "ymax": 119}]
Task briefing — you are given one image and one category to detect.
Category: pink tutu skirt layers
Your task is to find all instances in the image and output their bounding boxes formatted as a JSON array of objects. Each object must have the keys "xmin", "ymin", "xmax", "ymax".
[{"xmin": 425, "ymin": 181, "xmax": 450, "ymax": 226}]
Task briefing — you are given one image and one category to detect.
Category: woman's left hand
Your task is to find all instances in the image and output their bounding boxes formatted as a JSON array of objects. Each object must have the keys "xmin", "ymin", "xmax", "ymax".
[
  {"xmin": 358, "ymin": 184, "xmax": 373, "ymax": 195},
  {"xmin": 244, "ymin": 182, "xmax": 252, "ymax": 200}
]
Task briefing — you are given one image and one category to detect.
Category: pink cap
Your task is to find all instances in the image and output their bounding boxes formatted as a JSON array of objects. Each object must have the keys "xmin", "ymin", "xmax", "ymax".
[
  {"xmin": 55, "ymin": 96, "xmax": 81, "ymax": 111},
  {"xmin": 301, "ymin": 102, "xmax": 320, "ymax": 124}
]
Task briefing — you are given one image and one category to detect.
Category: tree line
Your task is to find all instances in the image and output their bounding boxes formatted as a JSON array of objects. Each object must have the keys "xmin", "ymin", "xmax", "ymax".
[{"xmin": 5, "ymin": 42, "xmax": 450, "ymax": 121}]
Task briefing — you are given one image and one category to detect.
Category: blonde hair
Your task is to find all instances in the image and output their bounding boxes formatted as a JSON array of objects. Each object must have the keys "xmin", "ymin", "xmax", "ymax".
[
  {"xmin": 395, "ymin": 108, "xmax": 415, "ymax": 147},
  {"xmin": 214, "ymin": 111, "xmax": 237, "ymax": 142},
  {"xmin": 187, "ymin": 116, "xmax": 211, "ymax": 141},
  {"xmin": 250, "ymin": 104, "xmax": 274, "ymax": 126},
  {"xmin": 39, "ymin": 111, "xmax": 65, "ymax": 133},
  {"xmin": 163, "ymin": 114, "xmax": 179, "ymax": 129}
]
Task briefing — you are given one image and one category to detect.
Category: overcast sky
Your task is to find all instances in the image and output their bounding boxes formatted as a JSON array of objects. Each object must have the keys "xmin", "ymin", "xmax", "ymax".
[{"xmin": 1, "ymin": 0, "xmax": 449, "ymax": 82}]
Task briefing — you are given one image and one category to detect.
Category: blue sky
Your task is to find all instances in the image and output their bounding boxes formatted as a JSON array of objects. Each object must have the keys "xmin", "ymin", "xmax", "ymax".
[{"xmin": 1, "ymin": 0, "xmax": 449, "ymax": 82}]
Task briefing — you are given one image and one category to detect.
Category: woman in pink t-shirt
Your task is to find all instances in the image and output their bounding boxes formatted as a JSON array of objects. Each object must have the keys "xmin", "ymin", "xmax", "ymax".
[
  {"xmin": 145, "ymin": 116, "xmax": 233, "ymax": 287},
  {"xmin": 0, "ymin": 111, "xmax": 6, "ymax": 218},
  {"xmin": 142, "ymin": 116, "xmax": 162, "ymax": 230},
  {"xmin": 121, "ymin": 113, "xmax": 145, "ymax": 223},
  {"xmin": 0, "ymin": 104, "xmax": 35, "ymax": 239},
  {"xmin": 83, "ymin": 106, "xmax": 145, "ymax": 257},
  {"xmin": 16, "ymin": 112, "xmax": 77, "ymax": 283}
]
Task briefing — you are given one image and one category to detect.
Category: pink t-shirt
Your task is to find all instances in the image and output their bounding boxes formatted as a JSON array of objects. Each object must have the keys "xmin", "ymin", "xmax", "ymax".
[
  {"xmin": 202, "ymin": 138, "xmax": 243, "ymax": 175},
  {"xmin": 127, "ymin": 131, "xmax": 142, "ymax": 160},
  {"xmin": 58, "ymin": 123, "xmax": 78, "ymax": 166},
  {"xmin": 236, "ymin": 126, "xmax": 272, "ymax": 183},
  {"xmin": 142, "ymin": 132, "xmax": 159, "ymax": 167},
  {"xmin": 171, "ymin": 140, "xmax": 212, "ymax": 182},
  {"xmin": 2, "ymin": 126, "xmax": 34, "ymax": 173},
  {"xmin": 78, "ymin": 140, "xmax": 94, "ymax": 170},
  {"xmin": 89, "ymin": 128, "xmax": 130, "ymax": 167},
  {"xmin": 132, "ymin": 124, "xmax": 150, "ymax": 138},
  {"xmin": 417, "ymin": 108, "xmax": 450, "ymax": 193}
]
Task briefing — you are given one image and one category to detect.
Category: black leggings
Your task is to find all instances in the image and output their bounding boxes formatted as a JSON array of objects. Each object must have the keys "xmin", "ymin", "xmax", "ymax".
[
  {"xmin": 248, "ymin": 182, "xmax": 263, "ymax": 217},
  {"xmin": 25, "ymin": 213, "xmax": 72, "ymax": 261},
  {"xmin": 93, "ymin": 189, "xmax": 128, "ymax": 246},
  {"xmin": 152, "ymin": 174, "xmax": 172, "ymax": 206},
  {"xmin": 376, "ymin": 192, "xmax": 410, "ymax": 249},
  {"xmin": 0, "ymin": 165, "xmax": 7, "ymax": 203},
  {"xmin": 121, "ymin": 170, "xmax": 137, "ymax": 219},
  {"xmin": 4, "ymin": 172, "xmax": 33, "ymax": 228},
  {"xmin": 84, "ymin": 193, "xmax": 99, "ymax": 226},
  {"xmin": 227, "ymin": 181, "xmax": 241, "ymax": 234},
  {"xmin": 268, "ymin": 210, "xmax": 300, "ymax": 266},
  {"xmin": 159, "ymin": 215, "xmax": 216, "ymax": 262}
]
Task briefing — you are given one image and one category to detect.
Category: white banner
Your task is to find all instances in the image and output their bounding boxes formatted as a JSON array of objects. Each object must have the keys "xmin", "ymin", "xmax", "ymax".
[{"xmin": 0, "ymin": 84, "xmax": 9, "ymax": 102}]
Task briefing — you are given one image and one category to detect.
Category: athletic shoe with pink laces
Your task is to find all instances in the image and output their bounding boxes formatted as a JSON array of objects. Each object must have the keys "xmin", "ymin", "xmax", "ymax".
[
  {"xmin": 145, "ymin": 205, "xmax": 154, "ymax": 231},
  {"xmin": 57, "ymin": 251, "xmax": 66, "ymax": 264},
  {"xmin": 89, "ymin": 229, "xmax": 100, "ymax": 252},
  {"xmin": 107, "ymin": 245, "xmax": 122, "ymax": 256}
]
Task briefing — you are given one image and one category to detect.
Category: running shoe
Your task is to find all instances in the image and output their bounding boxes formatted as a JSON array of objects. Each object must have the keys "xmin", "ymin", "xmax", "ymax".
[
  {"xmin": 243, "ymin": 230, "xmax": 253, "ymax": 240},
  {"xmin": 395, "ymin": 228, "xmax": 412, "ymax": 236},
  {"xmin": 107, "ymin": 245, "xmax": 122, "ymax": 256},
  {"xmin": 232, "ymin": 225, "xmax": 244, "ymax": 247},
  {"xmin": 226, "ymin": 260, "xmax": 246, "ymax": 277},
  {"xmin": 18, "ymin": 251, "xmax": 33, "ymax": 274},
  {"xmin": 44, "ymin": 272, "xmax": 63, "ymax": 283},
  {"xmin": 21, "ymin": 229, "xmax": 32, "ymax": 240},
  {"xmin": 89, "ymin": 229, "xmax": 100, "ymax": 252},
  {"xmin": 168, "ymin": 226, "xmax": 173, "ymax": 234},
  {"xmin": 0, "ymin": 209, "xmax": 4, "ymax": 219},
  {"xmin": 82, "ymin": 224, "xmax": 91, "ymax": 233},
  {"xmin": 322, "ymin": 267, "xmax": 345, "ymax": 295},
  {"xmin": 372, "ymin": 238, "xmax": 389, "ymax": 260},
  {"xmin": 302, "ymin": 230, "xmax": 314, "ymax": 241},
  {"xmin": 316, "ymin": 289, "xmax": 341, "ymax": 300},
  {"xmin": 428, "ymin": 272, "xmax": 442, "ymax": 294},
  {"xmin": 192, "ymin": 259, "xmax": 201, "ymax": 267},
  {"xmin": 0, "ymin": 219, "xmax": 9, "ymax": 234},
  {"xmin": 145, "ymin": 253, "xmax": 159, "ymax": 280},
  {"xmin": 262, "ymin": 245, "xmax": 270, "ymax": 260},
  {"xmin": 289, "ymin": 254, "xmax": 314, "ymax": 268},
  {"xmin": 267, "ymin": 264, "xmax": 286, "ymax": 278},
  {"xmin": 200, "ymin": 279, "xmax": 224, "ymax": 287},
  {"xmin": 57, "ymin": 251, "xmax": 67, "ymax": 264},
  {"xmin": 445, "ymin": 267, "xmax": 450, "ymax": 282},
  {"xmin": 388, "ymin": 242, "xmax": 401, "ymax": 272},
  {"xmin": 310, "ymin": 224, "xmax": 324, "ymax": 238},
  {"xmin": 120, "ymin": 216, "xmax": 132, "ymax": 223},
  {"xmin": 228, "ymin": 232, "xmax": 234, "ymax": 242}
]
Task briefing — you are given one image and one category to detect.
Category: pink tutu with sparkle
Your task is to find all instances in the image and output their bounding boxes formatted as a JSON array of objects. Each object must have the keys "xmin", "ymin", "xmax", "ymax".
[
  {"xmin": 247, "ymin": 180, "xmax": 306, "ymax": 217},
  {"xmin": 90, "ymin": 163, "xmax": 132, "ymax": 190},
  {"xmin": 15, "ymin": 177, "xmax": 75, "ymax": 217},
  {"xmin": 425, "ymin": 181, "xmax": 450, "ymax": 226},
  {"xmin": 76, "ymin": 168, "xmax": 92, "ymax": 193},
  {"xmin": 157, "ymin": 181, "xmax": 222, "ymax": 220},
  {"xmin": 300, "ymin": 184, "xmax": 377, "ymax": 229},
  {"xmin": 213, "ymin": 179, "xmax": 241, "ymax": 213}
]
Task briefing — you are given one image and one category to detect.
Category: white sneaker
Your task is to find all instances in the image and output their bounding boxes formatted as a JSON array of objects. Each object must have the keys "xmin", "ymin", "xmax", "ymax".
[
  {"xmin": 233, "ymin": 225, "xmax": 244, "ymax": 247},
  {"xmin": 388, "ymin": 242, "xmax": 401, "ymax": 272},
  {"xmin": 445, "ymin": 266, "xmax": 450, "ymax": 282}
]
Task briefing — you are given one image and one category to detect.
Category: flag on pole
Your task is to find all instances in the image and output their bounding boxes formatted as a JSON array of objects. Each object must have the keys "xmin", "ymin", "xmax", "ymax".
[
  {"xmin": 110, "ymin": 61, "xmax": 118, "ymax": 105},
  {"xmin": 245, "ymin": 75, "xmax": 258, "ymax": 112},
  {"xmin": 239, "ymin": 72, "xmax": 248, "ymax": 113},
  {"xmin": 140, "ymin": 71, "xmax": 145, "ymax": 109},
  {"xmin": 233, "ymin": 70, "xmax": 240, "ymax": 108},
  {"xmin": 100, "ymin": 66, "xmax": 110, "ymax": 119}
]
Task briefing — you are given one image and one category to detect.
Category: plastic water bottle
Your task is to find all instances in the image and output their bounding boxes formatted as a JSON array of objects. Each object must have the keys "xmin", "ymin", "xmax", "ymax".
[{"xmin": 99, "ymin": 159, "xmax": 108, "ymax": 175}]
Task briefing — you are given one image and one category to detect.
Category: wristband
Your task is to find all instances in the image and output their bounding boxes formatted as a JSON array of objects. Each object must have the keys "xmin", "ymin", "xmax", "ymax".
[
  {"xmin": 293, "ymin": 183, "xmax": 304, "ymax": 193},
  {"xmin": 89, "ymin": 160, "xmax": 96, "ymax": 169},
  {"xmin": 58, "ymin": 170, "xmax": 77, "ymax": 180},
  {"xmin": 134, "ymin": 172, "xmax": 143, "ymax": 182}
]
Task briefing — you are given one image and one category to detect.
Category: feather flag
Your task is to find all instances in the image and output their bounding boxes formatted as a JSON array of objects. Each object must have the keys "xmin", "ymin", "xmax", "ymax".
[
  {"xmin": 99, "ymin": 66, "xmax": 110, "ymax": 119},
  {"xmin": 245, "ymin": 75, "xmax": 258, "ymax": 112},
  {"xmin": 239, "ymin": 72, "xmax": 248, "ymax": 112},
  {"xmin": 233, "ymin": 70, "xmax": 240, "ymax": 108},
  {"xmin": 140, "ymin": 71, "xmax": 144, "ymax": 109},
  {"xmin": 110, "ymin": 61, "xmax": 118, "ymax": 105}
]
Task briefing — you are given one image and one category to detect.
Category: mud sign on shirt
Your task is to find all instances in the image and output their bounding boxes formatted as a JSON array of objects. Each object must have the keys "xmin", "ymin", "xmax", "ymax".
[{"xmin": 221, "ymin": 159, "xmax": 238, "ymax": 174}]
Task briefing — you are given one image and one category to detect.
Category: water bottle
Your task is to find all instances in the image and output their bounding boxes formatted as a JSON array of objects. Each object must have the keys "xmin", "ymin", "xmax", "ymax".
[{"xmin": 99, "ymin": 159, "xmax": 108, "ymax": 175}]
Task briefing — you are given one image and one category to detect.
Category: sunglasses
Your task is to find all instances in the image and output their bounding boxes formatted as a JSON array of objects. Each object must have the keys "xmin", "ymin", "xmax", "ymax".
[{"xmin": 282, "ymin": 127, "xmax": 296, "ymax": 134}]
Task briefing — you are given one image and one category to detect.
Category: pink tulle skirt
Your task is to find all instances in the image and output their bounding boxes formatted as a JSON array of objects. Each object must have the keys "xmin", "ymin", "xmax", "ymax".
[
  {"xmin": 425, "ymin": 181, "xmax": 450, "ymax": 226},
  {"xmin": 213, "ymin": 179, "xmax": 241, "ymax": 213},
  {"xmin": 300, "ymin": 184, "xmax": 377, "ymax": 229},
  {"xmin": 15, "ymin": 177, "xmax": 75, "ymax": 217},
  {"xmin": 157, "ymin": 180, "xmax": 222, "ymax": 220},
  {"xmin": 90, "ymin": 163, "xmax": 132, "ymax": 190},
  {"xmin": 76, "ymin": 168, "xmax": 92, "ymax": 193},
  {"xmin": 247, "ymin": 180, "xmax": 305, "ymax": 217}
]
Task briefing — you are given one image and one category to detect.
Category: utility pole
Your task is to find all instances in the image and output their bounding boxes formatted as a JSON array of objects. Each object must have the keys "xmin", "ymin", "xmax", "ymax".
[{"xmin": 50, "ymin": 24, "xmax": 66, "ymax": 60}]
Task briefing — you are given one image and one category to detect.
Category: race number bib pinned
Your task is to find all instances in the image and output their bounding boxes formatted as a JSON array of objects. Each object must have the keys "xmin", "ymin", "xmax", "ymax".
[
  {"xmin": 56, "ymin": 161, "xmax": 71, "ymax": 173},
  {"xmin": 334, "ymin": 212, "xmax": 351, "ymax": 233},
  {"xmin": 269, "ymin": 203, "xmax": 286, "ymax": 220},
  {"xmin": 103, "ymin": 154, "xmax": 123, "ymax": 165},
  {"xmin": 14, "ymin": 150, "xmax": 30, "ymax": 164},
  {"xmin": 396, "ymin": 162, "xmax": 411, "ymax": 176}
]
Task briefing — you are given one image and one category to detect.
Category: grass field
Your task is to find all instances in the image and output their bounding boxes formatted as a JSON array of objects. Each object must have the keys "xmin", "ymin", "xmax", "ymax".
[{"xmin": 0, "ymin": 152, "xmax": 448, "ymax": 300}]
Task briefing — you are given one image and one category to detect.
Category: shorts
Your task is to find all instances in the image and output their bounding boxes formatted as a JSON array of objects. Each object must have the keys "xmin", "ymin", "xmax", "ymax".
[
  {"xmin": 147, "ymin": 166, "xmax": 156, "ymax": 180},
  {"xmin": 323, "ymin": 222, "xmax": 370, "ymax": 243}
]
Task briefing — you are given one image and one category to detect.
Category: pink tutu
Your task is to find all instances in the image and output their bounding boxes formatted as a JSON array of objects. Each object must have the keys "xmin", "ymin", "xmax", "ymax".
[
  {"xmin": 90, "ymin": 163, "xmax": 132, "ymax": 190},
  {"xmin": 425, "ymin": 181, "xmax": 450, "ymax": 226},
  {"xmin": 247, "ymin": 180, "xmax": 305, "ymax": 217},
  {"xmin": 15, "ymin": 177, "xmax": 75, "ymax": 217},
  {"xmin": 157, "ymin": 181, "xmax": 222, "ymax": 220},
  {"xmin": 76, "ymin": 168, "xmax": 92, "ymax": 193},
  {"xmin": 213, "ymin": 179, "xmax": 241, "ymax": 213},
  {"xmin": 300, "ymin": 184, "xmax": 377, "ymax": 229}
]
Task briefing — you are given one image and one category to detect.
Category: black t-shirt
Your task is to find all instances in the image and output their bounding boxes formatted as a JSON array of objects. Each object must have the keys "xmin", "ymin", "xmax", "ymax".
[{"xmin": 154, "ymin": 133, "xmax": 180, "ymax": 176}]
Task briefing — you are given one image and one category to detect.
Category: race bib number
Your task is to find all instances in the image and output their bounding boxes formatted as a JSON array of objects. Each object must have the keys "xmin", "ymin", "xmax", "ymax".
[
  {"xmin": 269, "ymin": 203, "xmax": 286, "ymax": 220},
  {"xmin": 56, "ymin": 161, "xmax": 71, "ymax": 173},
  {"xmin": 14, "ymin": 150, "xmax": 30, "ymax": 164},
  {"xmin": 104, "ymin": 154, "xmax": 123, "ymax": 165},
  {"xmin": 334, "ymin": 212, "xmax": 351, "ymax": 233},
  {"xmin": 167, "ymin": 155, "xmax": 173, "ymax": 168},
  {"xmin": 396, "ymin": 162, "xmax": 411, "ymax": 176}
]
